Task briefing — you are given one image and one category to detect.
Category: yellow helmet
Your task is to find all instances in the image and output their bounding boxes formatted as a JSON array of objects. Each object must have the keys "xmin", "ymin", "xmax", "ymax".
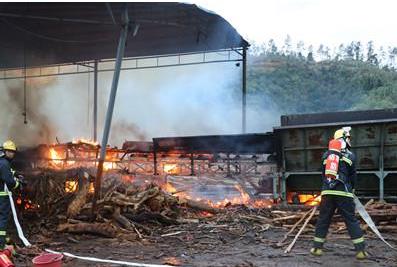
[
  {"xmin": 334, "ymin": 127, "xmax": 352, "ymax": 148},
  {"xmin": 3, "ymin": 140, "xmax": 17, "ymax": 151},
  {"xmin": 334, "ymin": 129, "xmax": 345, "ymax": 140},
  {"xmin": 334, "ymin": 127, "xmax": 351, "ymax": 139}
]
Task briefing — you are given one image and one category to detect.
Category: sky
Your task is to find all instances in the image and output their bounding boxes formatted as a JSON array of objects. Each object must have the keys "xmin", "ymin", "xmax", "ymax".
[{"xmin": 192, "ymin": 0, "xmax": 397, "ymax": 49}]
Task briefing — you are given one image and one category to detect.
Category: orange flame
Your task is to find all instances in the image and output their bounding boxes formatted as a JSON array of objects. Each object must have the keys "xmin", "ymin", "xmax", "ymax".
[
  {"xmin": 16, "ymin": 197, "xmax": 40, "ymax": 210},
  {"xmin": 163, "ymin": 182, "xmax": 177, "ymax": 194},
  {"xmin": 306, "ymin": 195, "xmax": 322, "ymax": 206},
  {"xmin": 65, "ymin": 180, "xmax": 78, "ymax": 193},
  {"xmin": 163, "ymin": 164, "xmax": 178, "ymax": 174},
  {"xmin": 298, "ymin": 194, "xmax": 322, "ymax": 206},
  {"xmin": 49, "ymin": 148, "xmax": 62, "ymax": 161},
  {"xmin": 103, "ymin": 162, "xmax": 114, "ymax": 170},
  {"xmin": 48, "ymin": 147, "xmax": 65, "ymax": 168},
  {"xmin": 89, "ymin": 182, "xmax": 95, "ymax": 193}
]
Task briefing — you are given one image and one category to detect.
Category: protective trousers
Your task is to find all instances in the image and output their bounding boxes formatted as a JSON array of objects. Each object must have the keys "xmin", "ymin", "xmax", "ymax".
[
  {"xmin": 0, "ymin": 194, "xmax": 10, "ymax": 249},
  {"xmin": 313, "ymin": 195, "xmax": 365, "ymax": 251}
]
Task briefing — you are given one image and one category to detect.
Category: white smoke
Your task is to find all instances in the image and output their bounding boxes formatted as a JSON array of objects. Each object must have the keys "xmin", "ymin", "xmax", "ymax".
[{"xmin": 0, "ymin": 56, "xmax": 279, "ymax": 148}]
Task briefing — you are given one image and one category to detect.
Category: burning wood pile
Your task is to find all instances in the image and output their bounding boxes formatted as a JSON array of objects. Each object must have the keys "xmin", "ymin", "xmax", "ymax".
[
  {"xmin": 23, "ymin": 170, "xmax": 397, "ymax": 242},
  {"xmin": 53, "ymin": 175, "xmax": 275, "ymax": 239}
]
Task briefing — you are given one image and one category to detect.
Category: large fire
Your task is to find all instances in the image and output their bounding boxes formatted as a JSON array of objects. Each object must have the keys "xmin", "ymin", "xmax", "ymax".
[
  {"xmin": 47, "ymin": 138, "xmax": 117, "ymax": 171},
  {"xmin": 44, "ymin": 138, "xmax": 275, "ymax": 209}
]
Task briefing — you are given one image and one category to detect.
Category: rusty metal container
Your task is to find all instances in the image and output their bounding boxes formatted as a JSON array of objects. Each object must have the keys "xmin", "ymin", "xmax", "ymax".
[{"xmin": 275, "ymin": 108, "xmax": 397, "ymax": 202}]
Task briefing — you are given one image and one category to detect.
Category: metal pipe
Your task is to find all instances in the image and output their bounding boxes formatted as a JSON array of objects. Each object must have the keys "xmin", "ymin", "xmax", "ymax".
[
  {"xmin": 242, "ymin": 46, "xmax": 247, "ymax": 133},
  {"xmin": 93, "ymin": 7, "xmax": 129, "ymax": 208},
  {"xmin": 1, "ymin": 48, "xmax": 242, "ymax": 73},
  {"xmin": 105, "ymin": 3, "xmax": 117, "ymax": 25},
  {"xmin": 93, "ymin": 60, "xmax": 98, "ymax": 142},
  {"xmin": 0, "ymin": 59, "xmax": 243, "ymax": 81}
]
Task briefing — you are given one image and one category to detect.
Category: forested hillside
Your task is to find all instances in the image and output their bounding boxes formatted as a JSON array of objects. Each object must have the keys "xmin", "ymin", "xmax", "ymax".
[{"xmin": 247, "ymin": 39, "xmax": 397, "ymax": 114}]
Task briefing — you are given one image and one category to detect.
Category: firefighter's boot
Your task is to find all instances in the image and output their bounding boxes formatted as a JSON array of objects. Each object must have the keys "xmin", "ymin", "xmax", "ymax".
[
  {"xmin": 310, "ymin": 247, "xmax": 323, "ymax": 256},
  {"xmin": 356, "ymin": 250, "xmax": 368, "ymax": 260}
]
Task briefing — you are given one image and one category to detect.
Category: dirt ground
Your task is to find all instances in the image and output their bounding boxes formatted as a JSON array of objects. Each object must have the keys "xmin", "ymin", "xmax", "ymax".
[{"xmin": 13, "ymin": 218, "xmax": 397, "ymax": 267}]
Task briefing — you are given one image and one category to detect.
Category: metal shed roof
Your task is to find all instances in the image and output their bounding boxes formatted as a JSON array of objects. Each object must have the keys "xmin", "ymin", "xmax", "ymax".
[{"xmin": 0, "ymin": 2, "xmax": 248, "ymax": 69}]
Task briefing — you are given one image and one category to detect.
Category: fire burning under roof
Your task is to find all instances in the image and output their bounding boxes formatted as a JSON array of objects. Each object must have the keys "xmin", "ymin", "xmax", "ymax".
[{"xmin": 0, "ymin": 2, "xmax": 248, "ymax": 69}]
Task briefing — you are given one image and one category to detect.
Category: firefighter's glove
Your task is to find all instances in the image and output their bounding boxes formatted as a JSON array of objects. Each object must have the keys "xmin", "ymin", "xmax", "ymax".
[
  {"xmin": 15, "ymin": 178, "xmax": 22, "ymax": 191},
  {"xmin": 14, "ymin": 176, "xmax": 26, "ymax": 191}
]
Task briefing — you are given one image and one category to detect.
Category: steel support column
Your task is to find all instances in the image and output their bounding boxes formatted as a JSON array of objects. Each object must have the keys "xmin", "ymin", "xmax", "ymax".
[
  {"xmin": 93, "ymin": 8, "xmax": 129, "ymax": 209},
  {"xmin": 153, "ymin": 150, "xmax": 158, "ymax": 175},
  {"xmin": 190, "ymin": 153, "xmax": 194, "ymax": 176},
  {"xmin": 242, "ymin": 46, "xmax": 247, "ymax": 133},
  {"xmin": 273, "ymin": 175, "xmax": 279, "ymax": 200},
  {"xmin": 379, "ymin": 124, "xmax": 386, "ymax": 201},
  {"xmin": 93, "ymin": 60, "xmax": 98, "ymax": 142},
  {"xmin": 379, "ymin": 176, "xmax": 384, "ymax": 201},
  {"xmin": 281, "ymin": 174, "xmax": 288, "ymax": 204}
]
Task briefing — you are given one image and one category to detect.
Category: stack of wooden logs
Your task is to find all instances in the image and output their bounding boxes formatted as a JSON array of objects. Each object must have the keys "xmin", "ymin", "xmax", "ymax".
[{"xmin": 57, "ymin": 180, "xmax": 223, "ymax": 239}]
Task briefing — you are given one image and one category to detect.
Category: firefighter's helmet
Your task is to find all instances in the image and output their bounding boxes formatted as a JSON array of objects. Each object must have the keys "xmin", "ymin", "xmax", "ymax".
[
  {"xmin": 334, "ymin": 127, "xmax": 352, "ymax": 147},
  {"xmin": 3, "ymin": 140, "xmax": 17, "ymax": 151}
]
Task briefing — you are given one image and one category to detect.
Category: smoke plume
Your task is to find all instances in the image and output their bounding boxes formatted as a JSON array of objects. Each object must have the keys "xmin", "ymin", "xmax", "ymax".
[{"xmin": 0, "ymin": 58, "xmax": 279, "ymax": 148}]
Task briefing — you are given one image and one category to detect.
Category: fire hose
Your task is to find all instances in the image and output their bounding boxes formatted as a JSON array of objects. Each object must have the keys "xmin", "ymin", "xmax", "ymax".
[
  {"xmin": 4, "ymin": 185, "xmax": 174, "ymax": 267},
  {"xmin": 353, "ymin": 195, "xmax": 396, "ymax": 250},
  {"xmin": 4, "ymin": 185, "xmax": 31, "ymax": 247},
  {"xmin": 334, "ymin": 179, "xmax": 396, "ymax": 251}
]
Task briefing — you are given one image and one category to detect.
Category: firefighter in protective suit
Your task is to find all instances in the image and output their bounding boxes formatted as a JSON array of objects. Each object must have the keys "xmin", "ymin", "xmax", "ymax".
[
  {"xmin": 0, "ymin": 140, "xmax": 20, "ymax": 249},
  {"xmin": 310, "ymin": 127, "xmax": 368, "ymax": 260}
]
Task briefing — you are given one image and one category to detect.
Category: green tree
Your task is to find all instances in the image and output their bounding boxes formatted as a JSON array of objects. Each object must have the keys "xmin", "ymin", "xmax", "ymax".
[
  {"xmin": 354, "ymin": 85, "xmax": 397, "ymax": 109},
  {"xmin": 367, "ymin": 41, "xmax": 378, "ymax": 65}
]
